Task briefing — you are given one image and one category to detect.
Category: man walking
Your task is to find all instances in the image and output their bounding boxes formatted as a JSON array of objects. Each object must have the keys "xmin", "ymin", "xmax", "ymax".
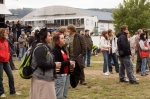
[
  {"xmin": 117, "ymin": 25, "xmax": 139, "ymax": 84},
  {"xmin": 67, "ymin": 24, "xmax": 87, "ymax": 85},
  {"xmin": 84, "ymin": 29, "xmax": 93, "ymax": 67}
]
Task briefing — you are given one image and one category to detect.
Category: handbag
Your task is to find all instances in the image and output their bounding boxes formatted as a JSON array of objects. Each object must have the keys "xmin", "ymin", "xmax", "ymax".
[{"xmin": 139, "ymin": 42, "xmax": 149, "ymax": 58}]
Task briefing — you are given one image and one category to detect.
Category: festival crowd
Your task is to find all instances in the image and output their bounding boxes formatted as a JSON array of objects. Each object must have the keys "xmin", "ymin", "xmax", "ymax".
[{"xmin": 0, "ymin": 20, "xmax": 149, "ymax": 99}]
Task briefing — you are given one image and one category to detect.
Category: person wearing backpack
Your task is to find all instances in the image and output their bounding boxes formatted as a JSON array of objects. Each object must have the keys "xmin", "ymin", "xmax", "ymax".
[
  {"xmin": 30, "ymin": 28, "xmax": 61, "ymax": 99},
  {"xmin": 0, "ymin": 28, "xmax": 20, "ymax": 98},
  {"xmin": 139, "ymin": 33, "xmax": 150, "ymax": 76},
  {"xmin": 100, "ymin": 30, "xmax": 111, "ymax": 76}
]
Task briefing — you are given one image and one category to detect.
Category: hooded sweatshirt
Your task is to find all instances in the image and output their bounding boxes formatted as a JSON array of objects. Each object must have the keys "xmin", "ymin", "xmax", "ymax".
[{"xmin": 117, "ymin": 31, "xmax": 131, "ymax": 57}]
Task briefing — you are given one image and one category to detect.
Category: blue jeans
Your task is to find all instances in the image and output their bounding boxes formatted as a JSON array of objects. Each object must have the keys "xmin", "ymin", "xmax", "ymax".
[
  {"xmin": 55, "ymin": 75, "xmax": 70, "ymax": 99},
  {"xmin": 102, "ymin": 52, "xmax": 108, "ymax": 73},
  {"xmin": 108, "ymin": 53, "xmax": 119, "ymax": 72},
  {"xmin": 18, "ymin": 47, "xmax": 26, "ymax": 60},
  {"xmin": 84, "ymin": 50, "xmax": 92, "ymax": 66},
  {"xmin": 0, "ymin": 62, "xmax": 16, "ymax": 95},
  {"xmin": 141, "ymin": 58, "xmax": 148, "ymax": 75}
]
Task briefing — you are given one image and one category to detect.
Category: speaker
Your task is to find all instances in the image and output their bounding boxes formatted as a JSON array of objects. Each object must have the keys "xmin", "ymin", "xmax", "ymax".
[{"xmin": 0, "ymin": 15, "xmax": 5, "ymax": 28}]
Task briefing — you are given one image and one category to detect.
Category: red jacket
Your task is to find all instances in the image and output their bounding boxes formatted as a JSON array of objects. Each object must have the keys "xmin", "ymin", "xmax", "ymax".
[{"xmin": 0, "ymin": 39, "xmax": 10, "ymax": 62}]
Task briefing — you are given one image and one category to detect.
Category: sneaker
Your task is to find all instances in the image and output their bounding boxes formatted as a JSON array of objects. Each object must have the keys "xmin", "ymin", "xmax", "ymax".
[
  {"xmin": 109, "ymin": 71, "xmax": 113, "ymax": 74},
  {"xmin": 130, "ymin": 81, "xmax": 139, "ymax": 84},
  {"xmin": 135, "ymin": 78, "xmax": 139, "ymax": 81},
  {"xmin": 15, "ymin": 92, "xmax": 21, "ymax": 95},
  {"xmin": 103, "ymin": 72, "xmax": 109, "ymax": 76},
  {"xmin": 80, "ymin": 82, "xmax": 87, "ymax": 85},
  {"xmin": 0, "ymin": 94, "xmax": 6, "ymax": 98},
  {"xmin": 125, "ymin": 78, "xmax": 129, "ymax": 82},
  {"xmin": 146, "ymin": 69, "xmax": 149, "ymax": 72},
  {"xmin": 120, "ymin": 79, "xmax": 128, "ymax": 83}
]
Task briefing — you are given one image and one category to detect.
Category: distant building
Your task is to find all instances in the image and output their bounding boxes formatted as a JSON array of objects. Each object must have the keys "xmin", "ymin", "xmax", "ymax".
[{"xmin": 21, "ymin": 6, "xmax": 114, "ymax": 35}]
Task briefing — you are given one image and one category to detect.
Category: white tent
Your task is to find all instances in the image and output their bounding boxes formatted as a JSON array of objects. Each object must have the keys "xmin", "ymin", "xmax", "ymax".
[{"xmin": 0, "ymin": 4, "xmax": 12, "ymax": 14}]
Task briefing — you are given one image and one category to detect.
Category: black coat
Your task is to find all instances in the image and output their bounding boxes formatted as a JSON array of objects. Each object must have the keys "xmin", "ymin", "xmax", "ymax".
[
  {"xmin": 117, "ymin": 31, "xmax": 131, "ymax": 57},
  {"xmin": 52, "ymin": 46, "xmax": 70, "ymax": 74}
]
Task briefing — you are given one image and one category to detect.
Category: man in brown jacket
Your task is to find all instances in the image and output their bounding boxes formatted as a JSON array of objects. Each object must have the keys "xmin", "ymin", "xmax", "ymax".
[
  {"xmin": 84, "ymin": 29, "xmax": 93, "ymax": 67},
  {"xmin": 67, "ymin": 24, "xmax": 87, "ymax": 85}
]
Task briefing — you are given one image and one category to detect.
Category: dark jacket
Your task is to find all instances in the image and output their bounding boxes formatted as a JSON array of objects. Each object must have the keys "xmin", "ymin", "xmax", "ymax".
[
  {"xmin": 117, "ymin": 31, "xmax": 131, "ymax": 57},
  {"xmin": 73, "ymin": 33, "xmax": 86, "ymax": 56},
  {"xmin": 84, "ymin": 34, "xmax": 93, "ymax": 50},
  {"xmin": 32, "ymin": 42, "xmax": 56, "ymax": 81},
  {"xmin": 52, "ymin": 46, "xmax": 71, "ymax": 74},
  {"xmin": 16, "ymin": 23, "xmax": 22, "ymax": 31},
  {"xmin": 28, "ymin": 36, "xmax": 35, "ymax": 47}
]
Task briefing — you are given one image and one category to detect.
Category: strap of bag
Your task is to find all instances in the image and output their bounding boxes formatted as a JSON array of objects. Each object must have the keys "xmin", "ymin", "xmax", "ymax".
[{"xmin": 31, "ymin": 43, "xmax": 49, "ymax": 73}]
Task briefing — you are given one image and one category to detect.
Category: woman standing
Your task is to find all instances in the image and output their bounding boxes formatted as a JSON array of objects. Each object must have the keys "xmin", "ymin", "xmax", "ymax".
[
  {"xmin": 139, "ymin": 33, "xmax": 149, "ymax": 76},
  {"xmin": 30, "ymin": 28, "xmax": 61, "ymax": 99},
  {"xmin": 107, "ymin": 29, "xmax": 119, "ymax": 74},
  {"xmin": 100, "ymin": 30, "xmax": 111, "ymax": 76},
  {"xmin": 52, "ymin": 33, "xmax": 75, "ymax": 99},
  {"xmin": 0, "ymin": 28, "xmax": 20, "ymax": 98}
]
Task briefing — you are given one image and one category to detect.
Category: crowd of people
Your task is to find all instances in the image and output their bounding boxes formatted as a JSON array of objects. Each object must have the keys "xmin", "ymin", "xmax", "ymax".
[{"xmin": 0, "ymin": 21, "xmax": 150, "ymax": 98}]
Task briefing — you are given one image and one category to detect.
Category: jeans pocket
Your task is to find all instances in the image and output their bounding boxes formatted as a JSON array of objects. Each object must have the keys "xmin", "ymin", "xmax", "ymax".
[{"xmin": 55, "ymin": 76, "xmax": 65, "ymax": 86}]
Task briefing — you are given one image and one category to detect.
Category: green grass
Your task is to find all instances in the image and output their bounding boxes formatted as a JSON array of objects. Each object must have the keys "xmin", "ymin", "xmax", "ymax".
[{"xmin": 1, "ymin": 53, "xmax": 150, "ymax": 99}]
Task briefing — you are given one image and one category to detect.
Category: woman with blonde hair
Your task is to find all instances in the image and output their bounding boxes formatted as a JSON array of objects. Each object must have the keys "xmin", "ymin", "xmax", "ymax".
[
  {"xmin": 0, "ymin": 28, "xmax": 20, "ymax": 98},
  {"xmin": 100, "ymin": 30, "xmax": 111, "ymax": 76}
]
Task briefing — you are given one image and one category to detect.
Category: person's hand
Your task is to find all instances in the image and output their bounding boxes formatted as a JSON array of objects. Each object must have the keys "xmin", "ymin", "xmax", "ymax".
[
  {"xmin": 24, "ymin": 35, "xmax": 27, "ymax": 39},
  {"xmin": 70, "ymin": 61, "xmax": 75, "ymax": 68},
  {"xmin": 55, "ymin": 62, "xmax": 61, "ymax": 69}
]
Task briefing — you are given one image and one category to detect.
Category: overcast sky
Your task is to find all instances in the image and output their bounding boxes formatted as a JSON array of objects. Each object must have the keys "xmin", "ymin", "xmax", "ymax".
[{"xmin": 5, "ymin": 0, "xmax": 123, "ymax": 9}]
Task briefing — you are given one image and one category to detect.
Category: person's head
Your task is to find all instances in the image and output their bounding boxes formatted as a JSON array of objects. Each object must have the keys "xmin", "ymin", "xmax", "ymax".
[
  {"xmin": 53, "ymin": 33, "xmax": 65, "ymax": 47},
  {"xmin": 102, "ymin": 30, "xmax": 108, "ymax": 40},
  {"xmin": 140, "ymin": 33, "xmax": 146, "ymax": 41},
  {"xmin": 50, "ymin": 29, "xmax": 56, "ymax": 36},
  {"xmin": 85, "ymin": 29, "xmax": 90, "ymax": 35},
  {"xmin": 143, "ymin": 29, "xmax": 148, "ymax": 39},
  {"xmin": 67, "ymin": 24, "xmax": 76, "ymax": 35},
  {"xmin": 35, "ymin": 28, "xmax": 52, "ymax": 43},
  {"xmin": 78, "ymin": 30, "xmax": 83, "ymax": 35},
  {"xmin": 137, "ymin": 29, "xmax": 143, "ymax": 35},
  {"xmin": 21, "ymin": 30, "xmax": 25, "ymax": 37},
  {"xmin": 134, "ymin": 32, "xmax": 138, "ymax": 35},
  {"xmin": 0, "ymin": 28, "xmax": 8, "ymax": 40},
  {"xmin": 31, "ymin": 31, "xmax": 35, "ymax": 37},
  {"xmin": 121, "ymin": 25, "xmax": 128, "ymax": 33},
  {"xmin": 59, "ymin": 28, "xmax": 67, "ymax": 36},
  {"xmin": 17, "ymin": 21, "xmax": 20, "ymax": 24},
  {"xmin": 6, "ymin": 20, "xmax": 9, "ymax": 24},
  {"xmin": 108, "ymin": 29, "xmax": 113, "ymax": 37}
]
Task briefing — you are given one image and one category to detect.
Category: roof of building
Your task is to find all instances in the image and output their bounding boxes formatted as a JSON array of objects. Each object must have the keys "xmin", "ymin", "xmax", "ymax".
[
  {"xmin": 80, "ymin": 9, "xmax": 113, "ymax": 21},
  {"xmin": 21, "ymin": 6, "xmax": 113, "ymax": 21}
]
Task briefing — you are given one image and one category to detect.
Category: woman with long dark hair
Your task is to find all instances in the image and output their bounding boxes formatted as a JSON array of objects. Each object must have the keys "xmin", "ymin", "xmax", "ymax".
[
  {"xmin": 30, "ymin": 28, "xmax": 61, "ymax": 99},
  {"xmin": 139, "ymin": 33, "xmax": 149, "ymax": 76}
]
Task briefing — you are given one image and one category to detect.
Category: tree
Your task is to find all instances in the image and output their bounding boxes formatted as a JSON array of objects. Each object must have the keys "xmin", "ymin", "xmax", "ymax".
[{"xmin": 112, "ymin": 0, "xmax": 150, "ymax": 35}]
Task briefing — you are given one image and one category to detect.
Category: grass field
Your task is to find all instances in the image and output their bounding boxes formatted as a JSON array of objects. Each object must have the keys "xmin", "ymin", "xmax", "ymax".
[{"xmin": 2, "ymin": 53, "xmax": 150, "ymax": 99}]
